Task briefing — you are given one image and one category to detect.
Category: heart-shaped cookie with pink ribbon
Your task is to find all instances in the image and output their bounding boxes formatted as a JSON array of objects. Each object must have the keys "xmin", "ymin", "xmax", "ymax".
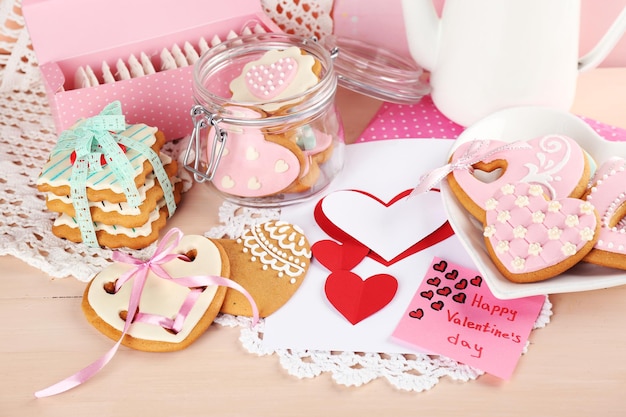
[
  {"xmin": 82, "ymin": 233, "xmax": 231, "ymax": 352},
  {"xmin": 482, "ymin": 182, "xmax": 600, "ymax": 283}
]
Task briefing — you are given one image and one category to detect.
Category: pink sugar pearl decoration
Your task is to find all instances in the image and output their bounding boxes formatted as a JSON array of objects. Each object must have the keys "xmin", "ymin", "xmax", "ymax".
[{"xmin": 245, "ymin": 57, "xmax": 298, "ymax": 99}]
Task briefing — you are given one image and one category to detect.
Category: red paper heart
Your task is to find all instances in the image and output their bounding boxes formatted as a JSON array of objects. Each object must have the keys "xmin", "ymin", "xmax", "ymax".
[
  {"xmin": 324, "ymin": 271, "xmax": 398, "ymax": 325},
  {"xmin": 311, "ymin": 239, "xmax": 369, "ymax": 271},
  {"xmin": 314, "ymin": 189, "xmax": 454, "ymax": 266}
]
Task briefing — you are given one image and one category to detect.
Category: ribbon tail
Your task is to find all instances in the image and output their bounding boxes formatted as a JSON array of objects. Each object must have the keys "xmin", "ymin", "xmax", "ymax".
[
  {"xmin": 35, "ymin": 269, "xmax": 148, "ymax": 398},
  {"xmin": 34, "ymin": 337, "xmax": 125, "ymax": 398},
  {"xmin": 411, "ymin": 164, "xmax": 454, "ymax": 196}
]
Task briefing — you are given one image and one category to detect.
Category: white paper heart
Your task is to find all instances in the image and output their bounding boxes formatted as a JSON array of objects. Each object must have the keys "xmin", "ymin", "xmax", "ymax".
[
  {"xmin": 441, "ymin": 106, "xmax": 626, "ymax": 298},
  {"xmin": 320, "ymin": 189, "xmax": 448, "ymax": 262}
]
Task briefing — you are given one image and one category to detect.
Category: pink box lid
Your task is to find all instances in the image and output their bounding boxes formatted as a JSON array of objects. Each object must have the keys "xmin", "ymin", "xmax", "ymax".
[{"xmin": 22, "ymin": 0, "xmax": 268, "ymax": 65}]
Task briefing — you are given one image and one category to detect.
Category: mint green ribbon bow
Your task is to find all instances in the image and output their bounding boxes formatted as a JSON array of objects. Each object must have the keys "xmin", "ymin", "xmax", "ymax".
[{"xmin": 56, "ymin": 101, "xmax": 176, "ymax": 247}]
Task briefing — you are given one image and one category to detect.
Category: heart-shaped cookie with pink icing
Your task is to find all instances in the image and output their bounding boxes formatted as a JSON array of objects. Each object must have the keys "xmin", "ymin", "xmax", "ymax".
[
  {"xmin": 447, "ymin": 134, "xmax": 592, "ymax": 222},
  {"xmin": 583, "ymin": 157, "xmax": 626, "ymax": 270},
  {"xmin": 482, "ymin": 182, "xmax": 600, "ymax": 283}
]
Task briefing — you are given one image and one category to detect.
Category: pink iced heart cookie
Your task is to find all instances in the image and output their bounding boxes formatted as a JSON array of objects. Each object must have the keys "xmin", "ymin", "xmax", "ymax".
[
  {"xmin": 448, "ymin": 135, "xmax": 591, "ymax": 221},
  {"xmin": 483, "ymin": 182, "xmax": 599, "ymax": 283},
  {"xmin": 207, "ymin": 107, "xmax": 303, "ymax": 197},
  {"xmin": 583, "ymin": 158, "xmax": 626, "ymax": 269}
]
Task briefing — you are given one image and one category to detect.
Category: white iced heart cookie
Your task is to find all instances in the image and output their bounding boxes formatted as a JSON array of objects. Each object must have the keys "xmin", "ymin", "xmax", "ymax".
[
  {"xmin": 229, "ymin": 46, "xmax": 319, "ymax": 113},
  {"xmin": 82, "ymin": 235, "xmax": 229, "ymax": 352},
  {"xmin": 483, "ymin": 182, "xmax": 599, "ymax": 283}
]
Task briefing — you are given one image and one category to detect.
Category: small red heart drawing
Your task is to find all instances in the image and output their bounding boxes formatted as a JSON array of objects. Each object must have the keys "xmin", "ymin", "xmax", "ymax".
[
  {"xmin": 325, "ymin": 271, "xmax": 398, "ymax": 325},
  {"xmin": 436, "ymin": 287, "xmax": 452, "ymax": 297},
  {"xmin": 454, "ymin": 279, "xmax": 468, "ymax": 290},
  {"xmin": 420, "ymin": 290, "xmax": 434, "ymax": 300},
  {"xmin": 431, "ymin": 300, "xmax": 444, "ymax": 311},
  {"xmin": 470, "ymin": 276, "xmax": 483, "ymax": 287},
  {"xmin": 433, "ymin": 260, "xmax": 447, "ymax": 272},
  {"xmin": 445, "ymin": 270, "xmax": 458, "ymax": 280},
  {"xmin": 453, "ymin": 293, "xmax": 467, "ymax": 303},
  {"xmin": 312, "ymin": 239, "xmax": 369, "ymax": 271},
  {"xmin": 409, "ymin": 309, "xmax": 424, "ymax": 320},
  {"xmin": 426, "ymin": 277, "xmax": 441, "ymax": 287}
]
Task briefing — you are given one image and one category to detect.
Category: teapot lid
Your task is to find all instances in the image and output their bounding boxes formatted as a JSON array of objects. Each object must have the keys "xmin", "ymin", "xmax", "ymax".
[{"xmin": 323, "ymin": 36, "xmax": 430, "ymax": 104}]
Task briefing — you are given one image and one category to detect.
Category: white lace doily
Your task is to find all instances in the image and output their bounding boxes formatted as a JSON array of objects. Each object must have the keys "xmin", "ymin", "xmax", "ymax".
[
  {"xmin": 261, "ymin": 0, "xmax": 334, "ymax": 40},
  {"xmin": 0, "ymin": 0, "xmax": 552, "ymax": 392},
  {"xmin": 207, "ymin": 202, "xmax": 553, "ymax": 391}
]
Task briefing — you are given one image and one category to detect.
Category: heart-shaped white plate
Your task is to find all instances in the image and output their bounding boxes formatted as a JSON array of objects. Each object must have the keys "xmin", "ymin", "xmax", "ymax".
[{"xmin": 441, "ymin": 106, "xmax": 626, "ymax": 299}]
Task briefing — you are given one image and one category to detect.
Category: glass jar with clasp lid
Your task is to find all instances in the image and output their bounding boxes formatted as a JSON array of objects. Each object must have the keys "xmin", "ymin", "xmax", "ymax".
[{"xmin": 184, "ymin": 32, "xmax": 429, "ymax": 207}]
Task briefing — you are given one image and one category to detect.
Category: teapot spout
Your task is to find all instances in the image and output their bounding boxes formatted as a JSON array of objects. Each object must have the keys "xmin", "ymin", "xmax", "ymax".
[
  {"xmin": 579, "ymin": 6, "xmax": 626, "ymax": 72},
  {"xmin": 401, "ymin": 0, "xmax": 440, "ymax": 71}
]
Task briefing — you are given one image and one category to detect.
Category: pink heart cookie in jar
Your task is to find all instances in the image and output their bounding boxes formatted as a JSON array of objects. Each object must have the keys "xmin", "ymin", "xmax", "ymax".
[
  {"xmin": 185, "ymin": 33, "xmax": 346, "ymax": 207},
  {"xmin": 205, "ymin": 106, "xmax": 304, "ymax": 198}
]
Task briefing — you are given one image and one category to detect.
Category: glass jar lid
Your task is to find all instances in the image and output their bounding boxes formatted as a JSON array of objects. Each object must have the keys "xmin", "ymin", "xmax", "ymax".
[{"xmin": 323, "ymin": 36, "xmax": 430, "ymax": 104}]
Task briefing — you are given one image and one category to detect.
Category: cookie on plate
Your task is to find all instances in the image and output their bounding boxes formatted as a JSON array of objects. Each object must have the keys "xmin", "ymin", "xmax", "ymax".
[
  {"xmin": 482, "ymin": 182, "xmax": 600, "ymax": 283},
  {"xmin": 447, "ymin": 135, "xmax": 592, "ymax": 222},
  {"xmin": 583, "ymin": 157, "xmax": 626, "ymax": 269}
]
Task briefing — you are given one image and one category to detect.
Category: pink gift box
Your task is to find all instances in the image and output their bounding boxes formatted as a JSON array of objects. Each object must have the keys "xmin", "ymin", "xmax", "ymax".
[{"xmin": 22, "ymin": 0, "xmax": 279, "ymax": 140}]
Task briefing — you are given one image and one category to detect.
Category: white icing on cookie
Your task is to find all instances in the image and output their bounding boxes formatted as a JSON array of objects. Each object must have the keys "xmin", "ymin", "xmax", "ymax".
[
  {"xmin": 237, "ymin": 220, "xmax": 311, "ymax": 283},
  {"xmin": 54, "ymin": 199, "xmax": 166, "ymax": 238},
  {"xmin": 87, "ymin": 235, "xmax": 222, "ymax": 342}
]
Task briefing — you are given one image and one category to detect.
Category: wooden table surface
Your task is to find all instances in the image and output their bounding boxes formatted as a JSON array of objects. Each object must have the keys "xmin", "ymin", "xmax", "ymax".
[{"xmin": 2, "ymin": 68, "xmax": 626, "ymax": 416}]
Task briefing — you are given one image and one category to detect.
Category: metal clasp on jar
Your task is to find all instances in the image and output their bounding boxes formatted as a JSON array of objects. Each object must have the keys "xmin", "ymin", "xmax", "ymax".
[{"xmin": 183, "ymin": 105, "xmax": 228, "ymax": 183}]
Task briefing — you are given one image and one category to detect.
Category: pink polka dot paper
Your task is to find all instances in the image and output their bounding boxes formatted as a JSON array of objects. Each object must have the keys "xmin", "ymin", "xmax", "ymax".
[{"xmin": 358, "ymin": 95, "xmax": 626, "ymax": 143}]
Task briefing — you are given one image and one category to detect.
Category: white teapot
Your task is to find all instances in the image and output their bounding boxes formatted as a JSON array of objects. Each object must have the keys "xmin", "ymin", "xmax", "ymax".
[{"xmin": 401, "ymin": 0, "xmax": 626, "ymax": 126}]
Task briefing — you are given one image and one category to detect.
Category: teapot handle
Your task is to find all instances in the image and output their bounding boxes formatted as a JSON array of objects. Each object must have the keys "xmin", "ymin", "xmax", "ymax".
[{"xmin": 579, "ymin": 6, "xmax": 626, "ymax": 72}]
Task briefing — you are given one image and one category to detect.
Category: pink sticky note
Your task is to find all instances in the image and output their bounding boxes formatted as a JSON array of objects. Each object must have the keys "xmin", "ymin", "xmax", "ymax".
[{"xmin": 392, "ymin": 257, "xmax": 545, "ymax": 379}]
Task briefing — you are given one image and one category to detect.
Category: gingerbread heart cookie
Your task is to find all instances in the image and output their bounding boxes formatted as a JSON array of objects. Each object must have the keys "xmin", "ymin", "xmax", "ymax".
[
  {"xmin": 482, "ymin": 182, "xmax": 600, "ymax": 283},
  {"xmin": 218, "ymin": 220, "xmax": 312, "ymax": 317}
]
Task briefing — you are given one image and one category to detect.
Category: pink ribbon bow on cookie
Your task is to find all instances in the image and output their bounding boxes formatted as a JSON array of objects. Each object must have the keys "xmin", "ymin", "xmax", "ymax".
[
  {"xmin": 411, "ymin": 140, "xmax": 532, "ymax": 195},
  {"xmin": 35, "ymin": 228, "xmax": 259, "ymax": 398}
]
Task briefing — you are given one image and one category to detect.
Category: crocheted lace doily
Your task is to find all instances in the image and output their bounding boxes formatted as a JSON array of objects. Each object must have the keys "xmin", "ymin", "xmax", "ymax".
[
  {"xmin": 261, "ymin": 0, "xmax": 334, "ymax": 40},
  {"xmin": 0, "ymin": 1, "xmax": 552, "ymax": 392}
]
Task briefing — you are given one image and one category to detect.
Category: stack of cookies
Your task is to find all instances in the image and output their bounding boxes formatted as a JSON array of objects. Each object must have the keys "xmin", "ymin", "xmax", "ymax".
[{"xmin": 37, "ymin": 107, "xmax": 182, "ymax": 249}]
